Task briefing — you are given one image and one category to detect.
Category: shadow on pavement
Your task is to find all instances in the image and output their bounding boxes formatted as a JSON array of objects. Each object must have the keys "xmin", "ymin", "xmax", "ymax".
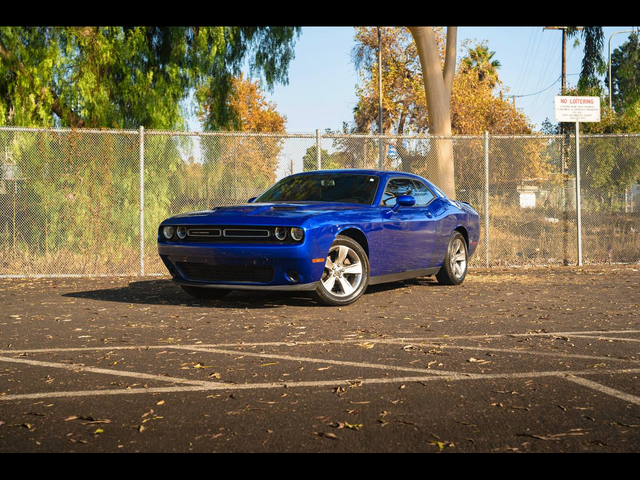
[{"xmin": 63, "ymin": 277, "xmax": 438, "ymax": 309}]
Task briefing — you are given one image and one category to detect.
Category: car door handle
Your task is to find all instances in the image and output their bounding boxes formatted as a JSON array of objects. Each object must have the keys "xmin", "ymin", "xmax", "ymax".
[{"xmin": 425, "ymin": 211, "xmax": 433, "ymax": 218}]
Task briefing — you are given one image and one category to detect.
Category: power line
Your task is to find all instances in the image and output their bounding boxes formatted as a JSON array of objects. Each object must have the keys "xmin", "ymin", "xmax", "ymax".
[
  {"xmin": 511, "ymin": 73, "xmax": 580, "ymax": 99},
  {"xmin": 513, "ymin": 75, "xmax": 561, "ymax": 99},
  {"xmin": 513, "ymin": 28, "xmax": 536, "ymax": 95},
  {"xmin": 530, "ymin": 35, "xmax": 560, "ymax": 115},
  {"xmin": 517, "ymin": 28, "xmax": 544, "ymax": 97}
]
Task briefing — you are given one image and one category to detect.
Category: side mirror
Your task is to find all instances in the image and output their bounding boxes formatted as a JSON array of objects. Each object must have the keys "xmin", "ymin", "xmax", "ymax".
[
  {"xmin": 391, "ymin": 195, "xmax": 416, "ymax": 212},
  {"xmin": 247, "ymin": 197, "xmax": 257, "ymax": 203}
]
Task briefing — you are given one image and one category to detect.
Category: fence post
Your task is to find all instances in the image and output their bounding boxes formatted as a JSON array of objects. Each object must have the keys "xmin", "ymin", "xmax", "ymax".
[
  {"xmin": 139, "ymin": 126, "xmax": 145, "ymax": 276},
  {"xmin": 575, "ymin": 122, "xmax": 583, "ymax": 266},
  {"xmin": 316, "ymin": 129, "xmax": 322, "ymax": 170},
  {"xmin": 484, "ymin": 131, "xmax": 490, "ymax": 268}
]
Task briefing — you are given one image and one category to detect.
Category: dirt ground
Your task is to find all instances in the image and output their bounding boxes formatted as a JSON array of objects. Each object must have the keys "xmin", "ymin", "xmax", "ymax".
[{"xmin": 1, "ymin": 265, "xmax": 639, "ymax": 453}]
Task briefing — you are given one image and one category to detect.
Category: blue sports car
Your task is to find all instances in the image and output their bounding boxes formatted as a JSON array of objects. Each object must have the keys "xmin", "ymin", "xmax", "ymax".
[{"xmin": 158, "ymin": 170, "xmax": 480, "ymax": 306}]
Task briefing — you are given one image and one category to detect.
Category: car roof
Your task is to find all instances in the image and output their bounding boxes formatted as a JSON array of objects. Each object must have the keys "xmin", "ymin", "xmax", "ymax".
[
  {"xmin": 293, "ymin": 169, "xmax": 422, "ymax": 179},
  {"xmin": 288, "ymin": 169, "xmax": 446, "ymax": 200}
]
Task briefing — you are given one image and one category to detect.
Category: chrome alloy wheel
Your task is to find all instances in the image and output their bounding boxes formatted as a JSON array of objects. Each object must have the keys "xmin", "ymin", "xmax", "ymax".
[
  {"xmin": 321, "ymin": 245, "xmax": 364, "ymax": 297},
  {"xmin": 449, "ymin": 237, "xmax": 467, "ymax": 280}
]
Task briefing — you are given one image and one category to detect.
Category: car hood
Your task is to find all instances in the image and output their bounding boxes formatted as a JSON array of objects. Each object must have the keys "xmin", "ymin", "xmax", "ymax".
[{"xmin": 164, "ymin": 202, "xmax": 369, "ymax": 226}]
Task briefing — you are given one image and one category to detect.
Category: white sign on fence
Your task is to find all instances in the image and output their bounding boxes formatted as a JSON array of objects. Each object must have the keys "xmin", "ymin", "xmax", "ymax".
[
  {"xmin": 554, "ymin": 96, "xmax": 601, "ymax": 123},
  {"xmin": 554, "ymin": 96, "xmax": 601, "ymax": 266}
]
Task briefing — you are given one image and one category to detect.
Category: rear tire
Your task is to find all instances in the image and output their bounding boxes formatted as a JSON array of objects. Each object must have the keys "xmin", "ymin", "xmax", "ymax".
[
  {"xmin": 181, "ymin": 285, "xmax": 231, "ymax": 300},
  {"xmin": 436, "ymin": 231, "xmax": 468, "ymax": 285},
  {"xmin": 312, "ymin": 235, "xmax": 369, "ymax": 306}
]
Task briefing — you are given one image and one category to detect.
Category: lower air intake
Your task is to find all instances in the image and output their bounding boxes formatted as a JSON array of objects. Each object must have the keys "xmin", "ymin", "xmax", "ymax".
[{"xmin": 177, "ymin": 262, "xmax": 274, "ymax": 284}]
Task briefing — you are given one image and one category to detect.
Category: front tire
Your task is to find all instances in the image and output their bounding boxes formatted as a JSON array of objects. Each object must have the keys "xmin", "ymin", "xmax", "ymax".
[
  {"xmin": 436, "ymin": 231, "xmax": 468, "ymax": 285},
  {"xmin": 312, "ymin": 235, "xmax": 369, "ymax": 306},
  {"xmin": 181, "ymin": 285, "xmax": 231, "ymax": 300}
]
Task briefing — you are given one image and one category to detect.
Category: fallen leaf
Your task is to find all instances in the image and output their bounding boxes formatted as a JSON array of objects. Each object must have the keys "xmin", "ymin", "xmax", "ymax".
[
  {"xmin": 344, "ymin": 422, "xmax": 363, "ymax": 431},
  {"xmin": 430, "ymin": 440, "xmax": 454, "ymax": 451}
]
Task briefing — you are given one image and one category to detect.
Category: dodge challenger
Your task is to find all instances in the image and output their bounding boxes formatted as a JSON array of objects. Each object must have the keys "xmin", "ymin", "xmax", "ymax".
[{"xmin": 158, "ymin": 170, "xmax": 480, "ymax": 306}]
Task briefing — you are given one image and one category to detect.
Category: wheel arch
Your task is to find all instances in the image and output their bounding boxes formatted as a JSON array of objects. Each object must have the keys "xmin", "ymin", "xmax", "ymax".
[
  {"xmin": 453, "ymin": 225, "xmax": 469, "ymax": 249},
  {"xmin": 335, "ymin": 227, "xmax": 370, "ymax": 258}
]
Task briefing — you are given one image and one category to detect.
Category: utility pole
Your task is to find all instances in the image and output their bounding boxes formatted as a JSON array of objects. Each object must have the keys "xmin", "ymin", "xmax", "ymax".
[
  {"xmin": 543, "ymin": 27, "xmax": 583, "ymax": 95},
  {"xmin": 377, "ymin": 26, "xmax": 384, "ymax": 169},
  {"xmin": 543, "ymin": 26, "xmax": 582, "ymax": 266}
]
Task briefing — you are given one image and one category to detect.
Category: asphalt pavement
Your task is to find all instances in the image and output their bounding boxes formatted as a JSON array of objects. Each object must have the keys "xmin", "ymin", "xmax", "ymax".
[{"xmin": 1, "ymin": 265, "xmax": 639, "ymax": 452}]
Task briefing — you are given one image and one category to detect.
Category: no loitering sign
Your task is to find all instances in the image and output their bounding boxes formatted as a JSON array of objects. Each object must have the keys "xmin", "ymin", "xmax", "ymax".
[
  {"xmin": 553, "ymin": 95, "xmax": 601, "ymax": 268},
  {"xmin": 554, "ymin": 96, "xmax": 601, "ymax": 122}
]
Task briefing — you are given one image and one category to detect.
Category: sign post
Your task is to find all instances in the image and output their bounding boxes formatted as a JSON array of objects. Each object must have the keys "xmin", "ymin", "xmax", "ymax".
[{"xmin": 554, "ymin": 96, "xmax": 601, "ymax": 266}]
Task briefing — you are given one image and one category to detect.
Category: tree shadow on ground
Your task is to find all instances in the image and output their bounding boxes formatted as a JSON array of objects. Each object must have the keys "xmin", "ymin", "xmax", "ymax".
[{"xmin": 63, "ymin": 277, "xmax": 439, "ymax": 309}]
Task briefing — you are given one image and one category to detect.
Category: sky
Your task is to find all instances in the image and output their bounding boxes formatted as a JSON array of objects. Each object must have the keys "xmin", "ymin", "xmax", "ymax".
[{"xmin": 248, "ymin": 26, "xmax": 638, "ymax": 134}]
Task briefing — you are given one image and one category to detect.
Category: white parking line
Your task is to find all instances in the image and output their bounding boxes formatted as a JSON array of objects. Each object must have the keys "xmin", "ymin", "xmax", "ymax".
[
  {"xmin": 561, "ymin": 335, "xmax": 640, "ymax": 343},
  {"xmin": 2, "ymin": 367, "xmax": 640, "ymax": 403},
  {"xmin": 1, "ymin": 329, "xmax": 639, "ymax": 405},
  {"xmin": 373, "ymin": 340, "xmax": 640, "ymax": 363},
  {"xmin": 563, "ymin": 375, "xmax": 640, "ymax": 406},
  {"xmin": 0, "ymin": 355, "xmax": 210, "ymax": 387},
  {"xmin": 170, "ymin": 345, "xmax": 460, "ymax": 377},
  {"xmin": 1, "ymin": 328, "xmax": 639, "ymax": 356}
]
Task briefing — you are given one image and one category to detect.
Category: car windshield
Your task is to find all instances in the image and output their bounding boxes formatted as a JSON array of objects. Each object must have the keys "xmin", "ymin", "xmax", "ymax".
[{"xmin": 255, "ymin": 174, "xmax": 380, "ymax": 205}]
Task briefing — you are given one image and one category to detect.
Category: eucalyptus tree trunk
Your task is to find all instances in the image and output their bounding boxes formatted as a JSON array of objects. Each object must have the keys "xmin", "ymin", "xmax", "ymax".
[{"xmin": 408, "ymin": 26, "xmax": 457, "ymax": 199}]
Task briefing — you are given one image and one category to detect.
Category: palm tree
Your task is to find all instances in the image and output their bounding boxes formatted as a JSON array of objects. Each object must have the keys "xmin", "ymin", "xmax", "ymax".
[{"xmin": 461, "ymin": 45, "xmax": 502, "ymax": 88}]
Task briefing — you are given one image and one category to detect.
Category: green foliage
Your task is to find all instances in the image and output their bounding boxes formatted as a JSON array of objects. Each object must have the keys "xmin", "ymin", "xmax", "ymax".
[
  {"xmin": 0, "ymin": 26, "xmax": 300, "ymax": 130},
  {"xmin": 2, "ymin": 129, "xmax": 141, "ymax": 270},
  {"xmin": 303, "ymin": 146, "xmax": 339, "ymax": 171},
  {"xmin": 609, "ymin": 31, "xmax": 640, "ymax": 114},
  {"xmin": 567, "ymin": 27, "xmax": 606, "ymax": 95},
  {"xmin": 460, "ymin": 43, "xmax": 502, "ymax": 88},
  {"xmin": 0, "ymin": 27, "xmax": 299, "ymax": 273}
]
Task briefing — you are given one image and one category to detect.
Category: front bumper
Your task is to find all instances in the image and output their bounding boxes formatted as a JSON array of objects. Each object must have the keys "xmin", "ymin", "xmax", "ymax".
[
  {"xmin": 171, "ymin": 278, "xmax": 318, "ymax": 291},
  {"xmin": 158, "ymin": 241, "xmax": 324, "ymax": 291}
]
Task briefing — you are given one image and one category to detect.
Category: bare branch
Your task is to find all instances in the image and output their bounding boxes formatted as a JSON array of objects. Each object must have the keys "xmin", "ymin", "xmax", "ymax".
[{"xmin": 443, "ymin": 27, "xmax": 457, "ymax": 98}]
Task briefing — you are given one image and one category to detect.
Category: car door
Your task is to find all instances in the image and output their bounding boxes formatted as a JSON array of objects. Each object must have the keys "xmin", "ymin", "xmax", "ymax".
[{"xmin": 378, "ymin": 177, "xmax": 437, "ymax": 275}]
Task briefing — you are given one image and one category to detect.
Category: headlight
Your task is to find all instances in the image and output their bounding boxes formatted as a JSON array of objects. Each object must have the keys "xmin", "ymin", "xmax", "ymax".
[
  {"xmin": 176, "ymin": 226, "xmax": 187, "ymax": 239},
  {"xmin": 162, "ymin": 226, "xmax": 175, "ymax": 239},
  {"xmin": 274, "ymin": 227, "xmax": 287, "ymax": 241},
  {"xmin": 290, "ymin": 227, "xmax": 304, "ymax": 241}
]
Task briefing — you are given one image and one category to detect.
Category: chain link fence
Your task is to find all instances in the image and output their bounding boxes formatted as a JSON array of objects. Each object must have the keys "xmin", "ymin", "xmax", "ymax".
[{"xmin": 1, "ymin": 127, "xmax": 639, "ymax": 277}]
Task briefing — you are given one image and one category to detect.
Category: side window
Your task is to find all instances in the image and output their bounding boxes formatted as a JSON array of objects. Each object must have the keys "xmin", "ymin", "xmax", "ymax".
[
  {"xmin": 411, "ymin": 180, "xmax": 436, "ymax": 206},
  {"xmin": 380, "ymin": 178, "xmax": 415, "ymax": 206}
]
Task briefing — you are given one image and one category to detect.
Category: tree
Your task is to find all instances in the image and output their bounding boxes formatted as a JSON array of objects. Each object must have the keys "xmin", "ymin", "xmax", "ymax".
[
  {"xmin": 303, "ymin": 146, "xmax": 336, "ymax": 171},
  {"xmin": 199, "ymin": 74, "xmax": 288, "ymax": 204},
  {"xmin": 451, "ymin": 49, "xmax": 531, "ymax": 134},
  {"xmin": 408, "ymin": 26, "xmax": 457, "ymax": 198},
  {"xmin": 609, "ymin": 31, "xmax": 640, "ymax": 115},
  {"xmin": 0, "ymin": 28, "xmax": 299, "ymax": 273},
  {"xmin": 566, "ymin": 27, "xmax": 606, "ymax": 95},
  {"xmin": 350, "ymin": 29, "xmax": 532, "ymax": 195},
  {"xmin": 200, "ymin": 73, "xmax": 287, "ymax": 133},
  {"xmin": 460, "ymin": 44, "xmax": 501, "ymax": 88},
  {"xmin": 0, "ymin": 27, "xmax": 300, "ymax": 129},
  {"xmin": 351, "ymin": 27, "xmax": 432, "ymax": 135}
]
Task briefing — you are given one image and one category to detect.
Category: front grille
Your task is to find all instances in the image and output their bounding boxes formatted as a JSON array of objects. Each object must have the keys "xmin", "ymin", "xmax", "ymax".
[
  {"xmin": 177, "ymin": 262, "xmax": 274, "ymax": 284},
  {"xmin": 163, "ymin": 225, "xmax": 300, "ymax": 244},
  {"xmin": 187, "ymin": 228, "xmax": 221, "ymax": 238},
  {"xmin": 223, "ymin": 228, "xmax": 270, "ymax": 238}
]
